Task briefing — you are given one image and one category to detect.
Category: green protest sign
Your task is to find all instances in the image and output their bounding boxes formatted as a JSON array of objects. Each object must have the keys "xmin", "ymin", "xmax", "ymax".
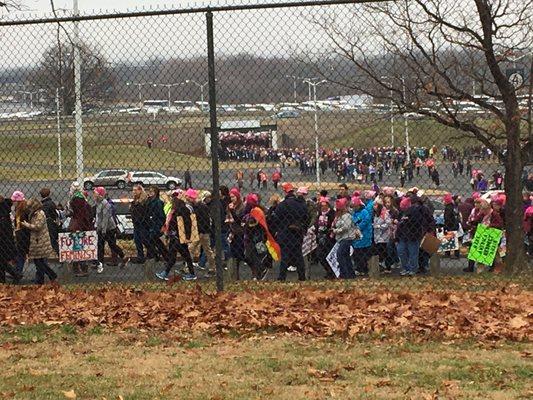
[{"xmin": 467, "ymin": 224, "xmax": 503, "ymax": 265}]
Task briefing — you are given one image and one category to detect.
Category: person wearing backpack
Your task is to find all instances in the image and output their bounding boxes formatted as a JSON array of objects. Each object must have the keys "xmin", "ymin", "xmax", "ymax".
[{"xmin": 93, "ymin": 187, "xmax": 127, "ymax": 273}]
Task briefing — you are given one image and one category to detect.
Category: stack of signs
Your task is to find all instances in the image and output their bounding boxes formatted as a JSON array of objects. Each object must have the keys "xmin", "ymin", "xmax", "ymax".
[
  {"xmin": 467, "ymin": 224, "xmax": 503, "ymax": 266},
  {"xmin": 59, "ymin": 231, "xmax": 98, "ymax": 262},
  {"xmin": 437, "ymin": 229, "xmax": 460, "ymax": 253}
]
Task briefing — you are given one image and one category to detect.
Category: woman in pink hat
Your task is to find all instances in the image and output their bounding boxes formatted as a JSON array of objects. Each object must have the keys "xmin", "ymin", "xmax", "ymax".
[
  {"xmin": 315, "ymin": 196, "xmax": 335, "ymax": 278},
  {"xmin": 443, "ymin": 193, "xmax": 460, "ymax": 258}
]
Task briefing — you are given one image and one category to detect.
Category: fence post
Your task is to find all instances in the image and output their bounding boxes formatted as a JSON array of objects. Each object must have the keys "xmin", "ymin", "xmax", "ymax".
[{"xmin": 206, "ymin": 9, "xmax": 224, "ymax": 292}]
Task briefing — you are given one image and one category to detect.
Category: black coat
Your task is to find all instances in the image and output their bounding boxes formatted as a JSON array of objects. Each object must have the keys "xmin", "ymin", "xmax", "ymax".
[
  {"xmin": 0, "ymin": 198, "xmax": 17, "ymax": 263},
  {"xmin": 130, "ymin": 198, "xmax": 150, "ymax": 228},
  {"xmin": 41, "ymin": 197, "xmax": 59, "ymax": 237},
  {"xmin": 194, "ymin": 202, "xmax": 212, "ymax": 235},
  {"xmin": 444, "ymin": 203, "xmax": 459, "ymax": 231},
  {"xmin": 271, "ymin": 194, "xmax": 309, "ymax": 250}
]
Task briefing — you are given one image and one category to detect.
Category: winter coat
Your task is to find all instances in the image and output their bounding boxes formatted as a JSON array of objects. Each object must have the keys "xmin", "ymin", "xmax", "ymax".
[
  {"xmin": 68, "ymin": 196, "xmax": 93, "ymax": 232},
  {"xmin": 41, "ymin": 197, "xmax": 59, "ymax": 235},
  {"xmin": 396, "ymin": 205, "xmax": 425, "ymax": 242},
  {"xmin": 26, "ymin": 207, "xmax": 55, "ymax": 259},
  {"xmin": 458, "ymin": 199, "xmax": 474, "ymax": 226},
  {"xmin": 271, "ymin": 194, "xmax": 309, "ymax": 250},
  {"xmin": 444, "ymin": 203, "xmax": 460, "ymax": 231},
  {"xmin": 333, "ymin": 212, "xmax": 359, "ymax": 241},
  {"xmin": 147, "ymin": 197, "xmax": 166, "ymax": 235},
  {"xmin": 194, "ymin": 202, "xmax": 212, "ymax": 235},
  {"xmin": 373, "ymin": 210, "xmax": 393, "ymax": 244},
  {"xmin": 352, "ymin": 207, "xmax": 372, "ymax": 248},
  {"xmin": 130, "ymin": 197, "xmax": 150, "ymax": 228},
  {"xmin": 0, "ymin": 198, "xmax": 17, "ymax": 263},
  {"xmin": 14, "ymin": 207, "xmax": 31, "ymax": 257},
  {"xmin": 95, "ymin": 199, "xmax": 117, "ymax": 233}
]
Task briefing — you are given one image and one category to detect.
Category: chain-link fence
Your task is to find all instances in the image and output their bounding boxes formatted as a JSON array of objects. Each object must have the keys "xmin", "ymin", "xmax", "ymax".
[{"xmin": 0, "ymin": 0, "xmax": 531, "ymax": 289}]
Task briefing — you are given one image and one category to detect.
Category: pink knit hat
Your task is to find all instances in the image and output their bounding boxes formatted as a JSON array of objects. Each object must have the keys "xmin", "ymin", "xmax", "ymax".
[
  {"xmin": 10, "ymin": 191, "xmax": 25, "ymax": 202},
  {"xmin": 185, "ymin": 188, "xmax": 198, "ymax": 200},
  {"xmin": 93, "ymin": 187, "xmax": 106, "ymax": 197},
  {"xmin": 351, "ymin": 196, "xmax": 364, "ymax": 207},
  {"xmin": 297, "ymin": 186, "xmax": 309, "ymax": 195},
  {"xmin": 319, "ymin": 196, "xmax": 330, "ymax": 204},
  {"xmin": 472, "ymin": 192, "xmax": 481, "ymax": 200},
  {"xmin": 443, "ymin": 193, "xmax": 453, "ymax": 205},
  {"xmin": 335, "ymin": 198, "xmax": 348, "ymax": 210},
  {"xmin": 245, "ymin": 193, "xmax": 259, "ymax": 207},
  {"xmin": 400, "ymin": 197, "xmax": 412, "ymax": 211}
]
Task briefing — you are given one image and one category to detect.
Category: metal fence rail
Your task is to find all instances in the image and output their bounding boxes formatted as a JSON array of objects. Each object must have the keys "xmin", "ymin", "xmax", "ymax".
[{"xmin": 0, "ymin": 0, "xmax": 531, "ymax": 289}]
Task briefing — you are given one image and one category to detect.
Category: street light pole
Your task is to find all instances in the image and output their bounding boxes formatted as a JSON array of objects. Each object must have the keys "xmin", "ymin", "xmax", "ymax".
[
  {"xmin": 73, "ymin": 0, "xmax": 84, "ymax": 183},
  {"xmin": 304, "ymin": 79, "xmax": 327, "ymax": 186},
  {"xmin": 185, "ymin": 80, "xmax": 212, "ymax": 111},
  {"xmin": 56, "ymin": 87, "xmax": 63, "ymax": 178},
  {"xmin": 390, "ymin": 88, "xmax": 395, "ymax": 148},
  {"xmin": 401, "ymin": 76, "xmax": 410, "ymax": 164}
]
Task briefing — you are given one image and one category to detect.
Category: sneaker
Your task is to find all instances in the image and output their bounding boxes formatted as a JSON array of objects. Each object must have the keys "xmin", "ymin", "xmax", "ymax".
[
  {"xmin": 399, "ymin": 269, "xmax": 410, "ymax": 276},
  {"xmin": 96, "ymin": 262, "xmax": 104, "ymax": 274},
  {"xmin": 194, "ymin": 262, "xmax": 206, "ymax": 271},
  {"xmin": 182, "ymin": 273, "xmax": 197, "ymax": 281},
  {"xmin": 155, "ymin": 271, "xmax": 169, "ymax": 281},
  {"xmin": 287, "ymin": 266, "xmax": 297, "ymax": 272},
  {"xmin": 406, "ymin": 271, "xmax": 416, "ymax": 276}
]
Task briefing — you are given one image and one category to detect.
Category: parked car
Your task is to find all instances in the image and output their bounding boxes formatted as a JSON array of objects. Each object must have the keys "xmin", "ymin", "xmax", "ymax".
[
  {"xmin": 127, "ymin": 171, "xmax": 182, "ymax": 190},
  {"xmin": 273, "ymin": 110, "xmax": 300, "ymax": 119},
  {"xmin": 61, "ymin": 198, "xmax": 134, "ymax": 240},
  {"xmin": 83, "ymin": 170, "xmax": 129, "ymax": 190}
]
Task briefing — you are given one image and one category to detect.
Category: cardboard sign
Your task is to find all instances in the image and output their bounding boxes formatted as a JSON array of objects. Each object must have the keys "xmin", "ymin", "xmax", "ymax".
[
  {"xmin": 59, "ymin": 231, "xmax": 98, "ymax": 262},
  {"xmin": 437, "ymin": 230, "xmax": 459, "ymax": 253},
  {"xmin": 467, "ymin": 224, "xmax": 503, "ymax": 265}
]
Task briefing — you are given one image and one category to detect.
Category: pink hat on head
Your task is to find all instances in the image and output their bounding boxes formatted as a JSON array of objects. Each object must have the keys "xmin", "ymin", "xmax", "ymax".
[
  {"xmin": 363, "ymin": 190, "xmax": 376, "ymax": 200},
  {"xmin": 472, "ymin": 192, "xmax": 481, "ymax": 200},
  {"xmin": 400, "ymin": 197, "xmax": 412, "ymax": 211},
  {"xmin": 352, "ymin": 190, "xmax": 361, "ymax": 197},
  {"xmin": 93, "ymin": 186, "xmax": 106, "ymax": 197},
  {"xmin": 229, "ymin": 188, "xmax": 241, "ymax": 201},
  {"xmin": 335, "ymin": 198, "xmax": 348, "ymax": 210},
  {"xmin": 443, "ymin": 193, "xmax": 453, "ymax": 205},
  {"xmin": 382, "ymin": 186, "xmax": 395, "ymax": 196},
  {"xmin": 319, "ymin": 196, "xmax": 330, "ymax": 204},
  {"xmin": 11, "ymin": 191, "xmax": 25, "ymax": 202},
  {"xmin": 297, "ymin": 186, "xmax": 309, "ymax": 195},
  {"xmin": 351, "ymin": 196, "xmax": 364, "ymax": 207},
  {"xmin": 185, "ymin": 188, "xmax": 198, "ymax": 200},
  {"xmin": 172, "ymin": 188, "xmax": 184, "ymax": 197},
  {"xmin": 245, "ymin": 193, "xmax": 259, "ymax": 207}
]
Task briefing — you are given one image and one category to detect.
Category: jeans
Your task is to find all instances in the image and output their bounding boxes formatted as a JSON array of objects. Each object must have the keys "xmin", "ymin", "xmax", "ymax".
[
  {"xmin": 352, "ymin": 246, "xmax": 371, "ymax": 274},
  {"xmin": 337, "ymin": 239, "xmax": 356, "ymax": 279},
  {"xmin": 133, "ymin": 225, "xmax": 150, "ymax": 260},
  {"xmin": 97, "ymin": 230, "xmax": 125, "ymax": 263},
  {"xmin": 34, "ymin": 258, "xmax": 57, "ymax": 284},
  {"xmin": 396, "ymin": 240, "xmax": 420, "ymax": 273},
  {"xmin": 15, "ymin": 254, "xmax": 25, "ymax": 275},
  {"xmin": 221, "ymin": 229, "xmax": 231, "ymax": 261}
]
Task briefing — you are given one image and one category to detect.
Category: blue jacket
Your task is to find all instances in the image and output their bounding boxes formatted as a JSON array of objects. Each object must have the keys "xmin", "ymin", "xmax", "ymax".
[
  {"xmin": 365, "ymin": 199, "xmax": 374, "ymax": 217},
  {"xmin": 352, "ymin": 207, "xmax": 372, "ymax": 248},
  {"xmin": 147, "ymin": 197, "xmax": 166, "ymax": 235}
]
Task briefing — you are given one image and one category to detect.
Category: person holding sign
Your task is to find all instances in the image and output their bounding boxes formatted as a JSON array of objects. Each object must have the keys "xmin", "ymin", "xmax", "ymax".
[{"xmin": 332, "ymin": 198, "xmax": 360, "ymax": 279}]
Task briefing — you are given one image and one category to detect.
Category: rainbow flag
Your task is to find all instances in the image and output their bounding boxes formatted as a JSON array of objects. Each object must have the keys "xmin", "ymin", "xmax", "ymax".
[{"xmin": 250, "ymin": 207, "xmax": 281, "ymax": 262}]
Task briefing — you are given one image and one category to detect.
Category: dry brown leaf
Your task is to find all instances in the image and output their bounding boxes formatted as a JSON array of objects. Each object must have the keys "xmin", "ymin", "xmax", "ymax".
[
  {"xmin": 509, "ymin": 316, "xmax": 528, "ymax": 329},
  {"xmin": 62, "ymin": 390, "xmax": 76, "ymax": 399}
]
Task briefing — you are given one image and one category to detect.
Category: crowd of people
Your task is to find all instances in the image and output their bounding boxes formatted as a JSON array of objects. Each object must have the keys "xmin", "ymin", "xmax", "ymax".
[{"xmin": 3, "ymin": 175, "xmax": 532, "ymax": 284}]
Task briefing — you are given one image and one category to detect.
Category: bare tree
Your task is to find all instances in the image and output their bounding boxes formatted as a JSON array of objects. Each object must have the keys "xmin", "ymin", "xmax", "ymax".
[
  {"xmin": 28, "ymin": 41, "xmax": 115, "ymax": 114},
  {"xmin": 310, "ymin": 0, "xmax": 532, "ymax": 274}
]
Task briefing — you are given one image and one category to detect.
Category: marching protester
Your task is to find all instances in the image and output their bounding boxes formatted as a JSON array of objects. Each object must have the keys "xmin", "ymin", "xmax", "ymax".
[
  {"xmin": 443, "ymin": 193, "xmax": 460, "ymax": 258},
  {"xmin": 315, "ymin": 196, "xmax": 336, "ymax": 279},
  {"xmin": 395, "ymin": 196, "xmax": 424, "ymax": 276},
  {"xmin": 130, "ymin": 184, "xmax": 150, "ymax": 264},
  {"xmin": 12, "ymin": 191, "xmax": 30, "ymax": 277},
  {"xmin": 146, "ymin": 185, "xmax": 168, "ymax": 262},
  {"xmin": 21, "ymin": 198, "xmax": 57, "ymax": 284},
  {"xmin": 272, "ymin": 183, "xmax": 309, "ymax": 281},
  {"xmin": 156, "ymin": 192, "xmax": 197, "ymax": 281},
  {"xmin": 0, "ymin": 195, "xmax": 22, "ymax": 283},
  {"xmin": 40, "ymin": 188, "xmax": 59, "ymax": 255},
  {"xmin": 188, "ymin": 189, "xmax": 216, "ymax": 277},
  {"xmin": 332, "ymin": 197, "xmax": 359, "ymax": 279},
  {"xmin": 227, "ymin": 187, "xmax": 246, "ymax": 280},
  {"xmin": 93, "ymin": 187, "xmax": 127, "ymax": 273},
  {"xmin": 372, "ymin": 197, "xmax": 394, "ymax": 273},
  {"xmin": 351, "ymin": 195, "xmax": 373, "ymax": 276}
]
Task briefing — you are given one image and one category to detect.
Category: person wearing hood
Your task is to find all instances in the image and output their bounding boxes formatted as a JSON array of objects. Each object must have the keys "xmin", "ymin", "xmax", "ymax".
[
  {"xmin": 272, "ymin": 182, "xmax": 309, "ymax": 281},
  {"xmin": 156, "ymin": 193, "xmax": 197, "ymax": 281},
  {"xmin": 0, "ymin": 195, "xmax": 22, "ymax": 283},
  {"xmin": 351, "ymin": 195, "xmax": 372, "ymax": 275},
  {"xmin": 21, "ymin": 199, "xmax": 57, "ymax": 284},
  {"xmin": 93, "ymin": 187, "xmax": 127, "ymax": 273}
]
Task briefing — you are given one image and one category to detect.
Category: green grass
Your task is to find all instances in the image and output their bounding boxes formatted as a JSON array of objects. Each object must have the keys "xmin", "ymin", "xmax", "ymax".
[{"xmin": 0, "ymin": 328, "xmax": 530, "ymax": 399}]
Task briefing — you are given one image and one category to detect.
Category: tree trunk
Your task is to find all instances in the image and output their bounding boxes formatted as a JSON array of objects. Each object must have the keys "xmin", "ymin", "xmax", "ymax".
[{"xmin": 504, "ymin": 122, "xmax": 528, "ymax": 274}]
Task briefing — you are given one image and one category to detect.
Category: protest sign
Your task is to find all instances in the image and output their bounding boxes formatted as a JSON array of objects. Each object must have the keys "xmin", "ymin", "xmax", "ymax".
[
  {"xmin": 326, "ymin": 242, "xmax": 354, "ymax": 278},
  {"xmin": 302, "ymin": 227, "xmax": 318, "ymax": 257},
  {"xmin": 437, "ymin": 229, "xmax": 459, "ymax": 253},
  {"xmin": 467, "ymin": 224, "xmax": 503, "ymax": 265},
  {"xmin": 59, "ymin": 231, "xmax": 98, "ymax": 262}
]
